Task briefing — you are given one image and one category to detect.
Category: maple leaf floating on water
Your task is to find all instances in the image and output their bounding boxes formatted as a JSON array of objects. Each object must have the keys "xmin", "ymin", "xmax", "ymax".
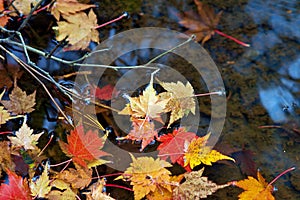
[
  {"xmin": 177, "ymin": 0, "xmax": 250, "ymax": 46},
  {"xmin": 59, "ymin": 125, "xmax": 110, "ymax": 168},
  {"xmin": 173, "ymin": 168, "xmax": 230, "ymax": 200},
  {"xmin": 157, "ymin": 127, "xmax": 196, "ymax": 164},
  {"xmin": 1, "ymin": 85, "xmax": 36, "ymax": 115},
  {"xmin": 53, "ymin": 9, "xmax": 99, "ymax": 50},
  {"xmin": 8, "ymin": 122, "xmax": 43, "ymax": 150},
  {"xmin": 51, "ymin": 0, "xmax": 95, "ymax": 21},
  {"xmin": 184, "ymin": 133, "xmax": 235, "ymax": 169},
  {"xmin": 158, "ymin": 80, "xmax": 196, "ymax": 128},
  {"xmin": 30, "ymin": 162, "xmax": 51, "ymax": 198},
  {"xmin": 117, "ymin": 154, "xmax": 173, "ymax": 200},
  {"xmin": 0, "ymin": 169, "xmax": 32, "ymax": 200}
]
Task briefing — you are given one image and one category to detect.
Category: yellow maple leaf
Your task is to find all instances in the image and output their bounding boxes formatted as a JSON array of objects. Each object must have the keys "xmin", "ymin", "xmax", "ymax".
[
  {"xmin": 158, "ymin": 80, "xmax": 195, "ymax": 127},
  {"xmin": 53, "ymin": 10, "xmax": 99, "ymax": 50},
  {"xmin": 119, "ymin": 83, "xmax": 168, "ymax": 121},
  {"xmin": 48, "ymin": 179, "xmax": 77, "ymax": 200},
  {"xmin": 0, "ymin": 106, "xmax": 10, "ymax": 125},
  {"xmin": 51, "ymin": 0, "xmax": 95, "ymax": 21},
  {"xmin": 184, "ymin": 133, "xmax": 234, "ymax": 169},
  {"xmin": 8, "ymin": 122, "xmax": 43, "ymax": 150},
  {"xmin": 118, "ymin": 154, "xmax": 172, "ymax": 200},
  {"xmin": 30, "ymin": 162, "xmax": 51, "ymax": 198},
  {"xmin": 234, "ymin": 170, "xmax": 275, "ymax": 200},
  {"xmin": 1, "ymin": 85, "xmax": 36, "ymax": 114},
  {"xmin": 10, "ymin": 0, "xmax": 39, "ymax": 15}
]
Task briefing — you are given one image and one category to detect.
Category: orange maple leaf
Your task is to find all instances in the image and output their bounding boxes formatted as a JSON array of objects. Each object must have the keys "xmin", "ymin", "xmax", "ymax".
[
  {"xmin": 59, "ymin": 125, "xmax": 110, "ymax": 168},
  {"xmin": 233, "ymin": 170, "xmax": 275, "ymax": 200},
  {"xmin": 0, "ymin": 0, "xmax": 9, "ymax": 27}
]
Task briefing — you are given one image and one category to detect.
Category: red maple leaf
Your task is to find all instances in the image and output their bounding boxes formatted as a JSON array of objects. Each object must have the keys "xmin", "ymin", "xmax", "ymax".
[
  {"xmin": 93, "ymin": 84, "xmax": 117, "ymax": 101},
  {"xmin": 59, "ymin": 125, "xmax": 110, "ymax": 167},
  {"xmin": 157, "ymin": 127, "xmax": 196, "ymax": 164},
  {"xmin": 0, "ymin": 169, "xmax": 31, "ymax": 200}
]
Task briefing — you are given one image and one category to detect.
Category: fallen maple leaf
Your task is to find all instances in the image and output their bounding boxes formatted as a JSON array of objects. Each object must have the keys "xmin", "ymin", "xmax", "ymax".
[
  {"xmin": 48, "ymin": 179, "xmax": 77, "ymax": 200},
  {"xmin": 10, "ymin": 0, "xmax": 39, "ymax": 15},
  {"xmin": 173, "ymin": 168, "xmax": 230, "ymax": 199},
  {"xmin": 56, "ymin": 165, "xmax": 92, "ymax": 189},
  {"xmin": 122, "ymin": 118, "xmax": 158, "ymax": 151},
  {"xmin": 184, "ymin": 133, "xmax": 235, "ymax": 169},
  {"xmin": 158, "ymin": 80, "xmax": 195, "ymax": 128},
  {"xmin": 0, "ymin": 106, "xmax": 10, "ymax": 125},
  {"xmin": 157, "ymin": 127, "xmax": 196, "ymax": 164},
  {"xmin": 93, "ymin": 84, "xmax": 116, "ymax": 101},
  {"xmin": 85, "ymin": 178, "xmax": 115, "ymax": 200},
  {"xmin": 117, "ymin": 154, "xmax": 172, "ymax": 200},
  {"xmin": 177, "ymin": 0, "xmax": 250, "ymax": 47},
  {"xmin": 0, "ymin": 0, "xmax": 9, "ymax": 26},
  {"xmin": 59, "ymin": 125, "xmax": 110, "ymax": 168},
  {"xmin": 0, "ymin": 169, "xmax": 31, "ymax": 200},
  {"xmin": 0, "ymin": 141, "xmax": 15, "ymax": 178},
  {"xmin": 1, "ymin": 85, "xmax": 36, "ymax": 114},
  {"xmin": 8, "ymin": 122, "xmax": 42, "ymax": 150},
  {"xmin": 30, "ymin": 162, "xmax": 51, "ymax": 198},
  {"xmin": 177, "ymin": 0, "xmax": 222, "ymax": 44},
  {"xmin": 51, "ymin": 0, "xmax": 95, "ymax": 21},
  {"xmin": 119, "ymin": 82, "xmax": 168, "ymax": 121},
  {"xmin": 53, "ymin": 9, "xmax": 99, "ymax": 50}
]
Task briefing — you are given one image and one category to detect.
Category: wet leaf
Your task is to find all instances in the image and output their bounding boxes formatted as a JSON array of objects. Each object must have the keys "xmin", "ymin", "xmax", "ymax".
[
  {"xmin": 157, "ymin": 127, "xmax": 196, "ymax": 163},
  {"xmin": 234, "ymin": 170, "xmax": 275, "ymax": 200},
  {"xmin": 93, "ymin": 84, "xmax": 116, "ymax": 101},
  {"xmin": 53, "ymin": 10, "xmax": 99, "ymax": 50},
  {"xmin": 158, "ymin": 80, "xmax": 195, "ymax": 127},
  {"xmin": 232, "ymin": 149, "xmax": 257, "ymax": 177},
  {"xmin": 0, "ymin": 0, "xmax": 9, "ymax": 26},
  {"xmin": 30, "ymin": 163, "xmax": 51, "ymax": 198},
  {"xmin": 0, "ymin": 169, "xmax": 31, "ymax": 200},
  {"xmin": 1, "ymin": 85, "xmax": 36, "ymax": 114},
  {"xmin": 59, "ymin": 125, "xmax": 110, "ymax": 168},
  {"xmin": 124, "ymin": 118, "xmax": 158, "ymax": 151},
  {"xmin": 56, "ymin": 165, "xmax": 92, "ymax": 189},
  {"xmin": 0, "ymin": 106, "xmax": 10, "ymax": 125},
  {"xmin": 177, "ymin": 0, "xmax": 222, "ymax": 44},
  {"xmin": 8, "ymin": 122, "xmax": 42, "ymax": 150},
  {"xmin": 173, "ymin": 168, "xmax": 230, "ymax": 199},
  {"xmin": 10, "ymin": 0, "xmax": 40, "ymax": 15},
  {"xmin": 184, "ymin": 133, "xmax": 235, "ymax": 169},
  {"xmin": 119, "ymin": 81, "xmax": 168, "ymax": 121},
  {"xmin": 51, "ymin": 0, "xmax": 95, "ymax": 20},
  {"xmin": 118, "ymin": 154, "xmax": 172, "ymax": 200}
]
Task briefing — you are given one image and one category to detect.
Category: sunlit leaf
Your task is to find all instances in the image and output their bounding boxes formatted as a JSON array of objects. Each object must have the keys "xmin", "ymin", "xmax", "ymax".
[
  {"xmin": 30, "ymin": 163, "xmax": 51, "ymax": 198},
  {"xmin": 10, "ymin": 0, "xmax": 40, "ymax": 15}
]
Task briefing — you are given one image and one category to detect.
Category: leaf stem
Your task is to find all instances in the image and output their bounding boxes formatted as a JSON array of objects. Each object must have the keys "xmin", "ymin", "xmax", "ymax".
[
  {"xmin": 268, "ymin": 167, "xmax": 295, "ymax": 186},
  {"xmin": 37, "ymin": 134, "xmax": 53, "ymax": 157},
  {"xmin": 94, "ymin": 12, "xmax": 128, "ymax": 29},
  {"xmin": 92, "ymin": 172, "xmax": 124, "ymax": 179},
  {"xmin": 105, "ymin": 183, "xmax": 133, "ymax": 191},
  {"xmin": 214, "ymin": 29, "xmax": 250, "ymax": 47},
  {"xmin": 50, "ymin": 158, "xmax": 72, "ymax": 168}
]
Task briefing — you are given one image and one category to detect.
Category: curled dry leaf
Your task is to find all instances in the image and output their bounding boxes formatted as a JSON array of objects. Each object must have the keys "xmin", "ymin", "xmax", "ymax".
[
  {"xmin": 158, "ymin": 80, "xmax": 195, "ymax": 128},
  {"xmin": 173, "ymin": 168, "xmax": 230, "ymax": 200},
  {"xmin": 51, "ymin": 0, "xmax": 95, "ymax": 21},
  {"xmin": 177, "ymin": 0, "xmax": 222, "ymax": 44},
  {"xmin": 118, "ymin": 154, "xmax": 172, "ymax": 200},
  {"xmin": 53, "ymin": 10, "xmax": 99, "ymax": 50},
  {"xmin": 1, "ymin": 85, "xmax": 36, "ymax": 114},
  {"xmin": 85, "ymin": 178, "xmax": 115, "ymax": 200},
  {"xmin": 184, "ymin": 133, "xmax": 235, "ymax": 169},
  {"xmin": 8, "ymin": 122, "xmax": 43, "ymax": 150}
]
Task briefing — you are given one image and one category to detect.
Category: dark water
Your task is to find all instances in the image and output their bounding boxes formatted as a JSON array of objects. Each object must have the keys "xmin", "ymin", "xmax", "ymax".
[{"xmin": 3, "ymin": 0, "xmax": 300, "ymax": 199}]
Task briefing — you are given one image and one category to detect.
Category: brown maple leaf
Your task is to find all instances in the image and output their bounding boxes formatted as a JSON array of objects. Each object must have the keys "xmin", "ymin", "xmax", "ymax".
[
  {"xmin": 59, "ymin": 125, "xmax": 110, "ymax": 168},
  {"xmin": 177, "ymin": 0, "xmax": 222, "ymax": 44},
  {"xmin": 173, "ymin": 168, "xmax": 230, "ymax": 200},
  {"xmin": 1, "ymin": 85, "xmax": 36, "ymax": 114},
  {"xmin": 51, "ymin": 0, "xmax": 95, "ymax": 21},
  {"xmin": 53, "ymin": 9, "xmax": 99, "ymax": 50},
  {"xmin": 10, "ymin": 0, "xmax": 39, "ymax": 15}
]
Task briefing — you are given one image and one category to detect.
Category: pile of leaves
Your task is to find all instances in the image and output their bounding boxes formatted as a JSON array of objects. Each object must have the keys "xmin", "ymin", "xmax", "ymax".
[{"xmin": 0, "ymin": 0, "xmax": 294, "ymax": 200}]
